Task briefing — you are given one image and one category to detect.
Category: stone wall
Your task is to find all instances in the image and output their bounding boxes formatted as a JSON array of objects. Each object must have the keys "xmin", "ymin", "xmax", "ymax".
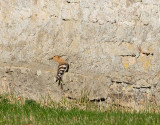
[{"xmin": 0, "ymin": 0, "xmax": 160, "ymax": 109}]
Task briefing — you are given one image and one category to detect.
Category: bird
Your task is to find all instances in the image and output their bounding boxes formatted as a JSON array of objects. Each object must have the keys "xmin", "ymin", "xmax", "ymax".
[{"xmin": 49, "ymin": 55, "xmax": 69, "ymax": 90}]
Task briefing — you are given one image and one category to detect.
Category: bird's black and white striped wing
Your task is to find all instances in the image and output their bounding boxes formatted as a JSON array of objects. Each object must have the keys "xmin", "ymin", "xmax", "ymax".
[{"xmin": 56, "ymin": 63, "xmax": 69, "ymax": 82}]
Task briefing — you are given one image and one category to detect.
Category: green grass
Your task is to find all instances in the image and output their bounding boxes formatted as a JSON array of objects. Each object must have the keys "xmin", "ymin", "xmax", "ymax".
[{"xmin": 0, "ymin": 95, "xmax": 160, "ymax": 125}]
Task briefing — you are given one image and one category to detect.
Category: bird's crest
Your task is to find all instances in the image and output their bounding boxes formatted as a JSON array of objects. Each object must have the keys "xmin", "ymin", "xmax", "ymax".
[{"xmin": 49, "ymin": 55, "xmax": 67, "ymax": 64}]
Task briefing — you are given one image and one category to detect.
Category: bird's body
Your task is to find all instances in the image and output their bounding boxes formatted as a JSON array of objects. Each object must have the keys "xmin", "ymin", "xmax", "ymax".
[{"xmin": 49, "ymin": 55, "xmax": 69, "ymax": 90}]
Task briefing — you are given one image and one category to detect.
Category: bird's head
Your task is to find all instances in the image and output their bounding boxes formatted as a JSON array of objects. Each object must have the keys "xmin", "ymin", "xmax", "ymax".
[
  {"xmin": 49, "ymin": 55, "xmax": 61, "ymax": 60},
  {"xmin": 49, "ymin": 55, "xmax": 67, "ymax": 63}
]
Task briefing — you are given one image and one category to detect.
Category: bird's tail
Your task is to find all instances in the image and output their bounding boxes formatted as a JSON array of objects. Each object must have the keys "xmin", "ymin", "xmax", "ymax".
[{"xmin": 58, "ymin": 79, "xmax": 63, "ymax": 90}]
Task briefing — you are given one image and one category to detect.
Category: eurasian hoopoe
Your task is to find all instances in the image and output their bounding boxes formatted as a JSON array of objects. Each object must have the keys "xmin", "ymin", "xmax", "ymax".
[{"xmin": 49, "ymin": 55, "xmax": 69, "ymax": 90}]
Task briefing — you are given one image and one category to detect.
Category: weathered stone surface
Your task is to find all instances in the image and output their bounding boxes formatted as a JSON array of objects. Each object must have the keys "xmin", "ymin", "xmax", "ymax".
[{"xmin": 0, "ymin": 0, "xmax": 160, "ymax": 110}]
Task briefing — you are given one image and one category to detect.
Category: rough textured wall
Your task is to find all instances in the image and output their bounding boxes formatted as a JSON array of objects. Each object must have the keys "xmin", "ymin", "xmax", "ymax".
[{"xmin": 0, "ymin": 0, "xmax": 160, "ymax": 109}]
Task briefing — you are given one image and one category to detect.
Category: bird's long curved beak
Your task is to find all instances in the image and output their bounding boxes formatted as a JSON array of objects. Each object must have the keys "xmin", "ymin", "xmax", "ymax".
[{"xmin": 48, "ymin": 57, "xmax": 53, "ymax": 60}]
